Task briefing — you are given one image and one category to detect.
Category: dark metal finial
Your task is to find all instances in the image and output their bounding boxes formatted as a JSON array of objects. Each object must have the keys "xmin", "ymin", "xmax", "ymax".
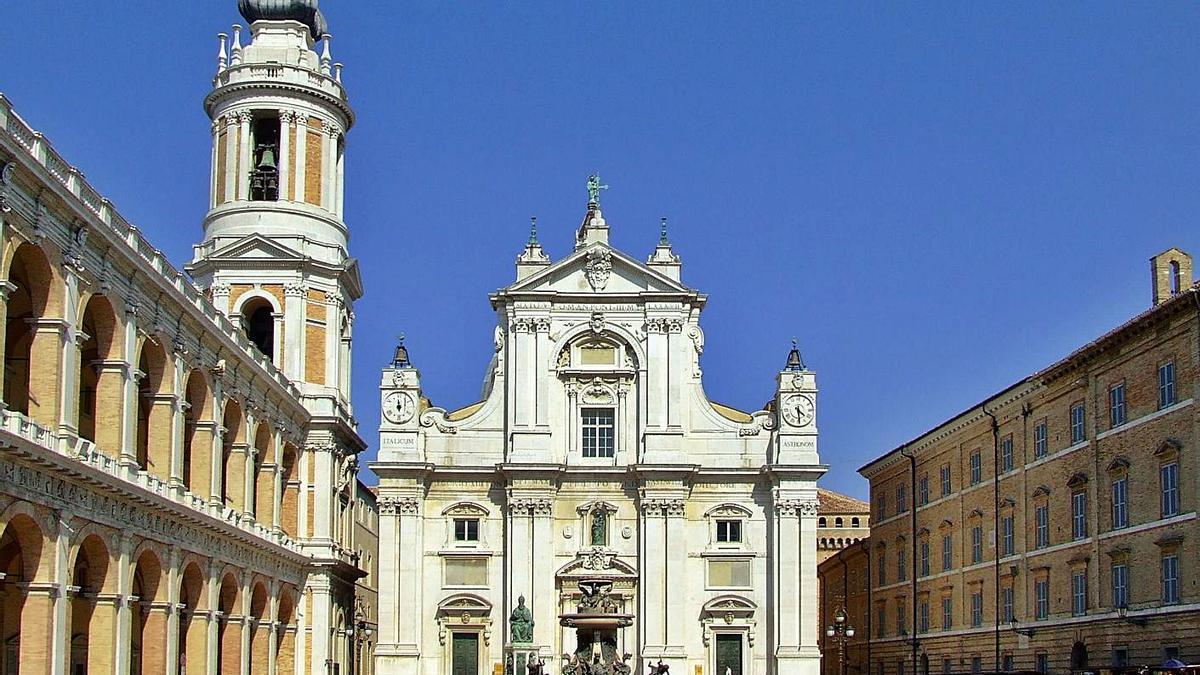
[
  {"xmin": 529, "ymin": 217, "xmax": 539, "ymax": 245},
  {"xmin": 785, "ymin": 337, "xmax": 806, "ymax": 371},
  {"xmin": 393, "ymin": 333, "xmax": 411, "ymax": 368},
  {"xmin": 660, "ymin": 217, "xmax": 669, "ymax": 246}
]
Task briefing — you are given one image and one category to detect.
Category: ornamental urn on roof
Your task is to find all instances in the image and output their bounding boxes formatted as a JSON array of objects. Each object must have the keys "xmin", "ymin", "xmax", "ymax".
[{"xmin": 238, "ymin": 0, "xmax": 328, "ymax": 40}]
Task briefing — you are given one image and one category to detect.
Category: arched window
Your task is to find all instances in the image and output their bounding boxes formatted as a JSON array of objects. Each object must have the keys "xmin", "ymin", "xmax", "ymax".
[
  {"xmin": 835, "ymin": 517, "xmax": 844, "ymax": 528},
  {"xmin": 851, "ymin": 517, "xmax": 861, "ymax": 527},
  {"xmin": 242, "ymin": 300, "xmax": 275, "ymax": 359},
  {"xmin": 818, "ymin": 517, "xmax": 827, "ymax": 528}
]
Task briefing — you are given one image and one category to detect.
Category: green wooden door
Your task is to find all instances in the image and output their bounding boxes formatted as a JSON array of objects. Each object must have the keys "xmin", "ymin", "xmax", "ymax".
[
  {"xmin": 715, "ymin": 634, "xmax": 742, "ymax": 675},
  {"xmin": 452, "ymin": 633, "xmax": 480, "ymax": 675}
]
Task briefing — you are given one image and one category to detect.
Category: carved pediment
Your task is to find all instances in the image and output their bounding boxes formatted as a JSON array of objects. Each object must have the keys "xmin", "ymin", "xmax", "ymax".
[
  {"xmin": 442, "ymin": 502, "xmax": 490, "ymax": 517},
  {"xmin": 502, "ymin": 244, "xmax": 695, "ymax": 296},
  {"xmin": 701, "ymin": 594, "xmax": 757, "ymax": 619},
  {"xmin": 704, "ymin": 503, "xmax": 753, "ymax": 519},
  {"xmin": 436, "ymin": 593, "xmax": 492, "ymax": 617},
  {"xmin": 556, "ymin": 551, "xmax": 638, "ymax": 578},
  {"xmin": 201, "ymin": 233, "xmax": 303, "ymax": 262}
]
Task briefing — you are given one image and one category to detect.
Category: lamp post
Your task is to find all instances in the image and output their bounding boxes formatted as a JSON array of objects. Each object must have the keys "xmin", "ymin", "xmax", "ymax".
[
  {"xmin": 824, "ymin": 606, "xmax": 856, "ymax": 675},
  {"xmin": 353, "ymin": 597, "xmax": 375, "ymax": 675}
]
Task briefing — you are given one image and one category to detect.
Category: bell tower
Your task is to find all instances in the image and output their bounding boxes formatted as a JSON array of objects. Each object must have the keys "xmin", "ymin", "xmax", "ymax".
[{"xmin": 187, "ymin": 0, "xmax": 361, "ymax": 409}]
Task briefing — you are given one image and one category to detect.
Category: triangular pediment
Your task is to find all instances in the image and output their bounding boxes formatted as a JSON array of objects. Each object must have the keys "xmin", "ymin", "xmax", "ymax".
[
  {"xmin": 204, "ymin": 234, "xmax": 304, "ymax": 262},
  {"xmin": 503, "ymin": 243, "xmax": 695, "ymax": 297}
]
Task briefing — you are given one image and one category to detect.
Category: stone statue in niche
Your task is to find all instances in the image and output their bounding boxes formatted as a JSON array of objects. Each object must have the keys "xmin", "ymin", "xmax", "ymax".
[
  {"xmin": 510, "ymin": 595, "xmax": 534, "ymax": 643},
  {"xmin": 590, "ymin": 509, "xmax": 607, "ymax": 546}
]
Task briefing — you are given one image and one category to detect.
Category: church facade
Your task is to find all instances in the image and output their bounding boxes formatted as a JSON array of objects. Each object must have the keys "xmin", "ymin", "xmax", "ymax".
[{"xmin": 372, "ymin": 200, "xmax": 827, "ymax": 675}]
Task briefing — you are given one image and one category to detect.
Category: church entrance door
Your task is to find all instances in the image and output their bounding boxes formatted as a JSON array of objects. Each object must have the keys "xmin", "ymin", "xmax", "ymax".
[
  {"xmin": 715, "ymin": 634, "xmax": 743, "ymax": 675},
  {"xmin": 452, "ymin": 633, "xmax": 479, "ymax": 675}
]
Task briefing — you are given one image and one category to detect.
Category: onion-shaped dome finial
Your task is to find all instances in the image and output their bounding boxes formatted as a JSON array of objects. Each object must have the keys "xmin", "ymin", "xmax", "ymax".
[{"xmin": 237, "ymin": 0, "xmax": 328, "ymax": 40}]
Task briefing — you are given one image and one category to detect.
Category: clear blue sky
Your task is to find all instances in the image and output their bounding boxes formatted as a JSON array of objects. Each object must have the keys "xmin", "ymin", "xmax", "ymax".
[{"xmin": 5, "ymin": 3, "xmax": 1199, "ymax": 498}]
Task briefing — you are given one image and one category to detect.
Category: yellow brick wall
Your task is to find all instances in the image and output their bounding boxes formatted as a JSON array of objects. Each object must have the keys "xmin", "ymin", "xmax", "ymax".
[
  {"xmin": 305, "ymin": 117, "xmax": 322, "ymax": 207},
  {"xmin": 216, "ymin": 129, "xmax": 228, "ymax": 203}
]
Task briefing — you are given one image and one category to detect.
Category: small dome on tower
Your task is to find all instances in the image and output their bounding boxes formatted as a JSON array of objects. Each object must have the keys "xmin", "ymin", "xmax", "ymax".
[{"xmin": 238, "ymin": 0, "xmax": 327, "ymax": 40}]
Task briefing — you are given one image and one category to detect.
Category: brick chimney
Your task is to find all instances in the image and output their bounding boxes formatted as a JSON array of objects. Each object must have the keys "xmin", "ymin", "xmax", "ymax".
[{"xmin": 1150, "ymin": 248, "xmax": 1193, "ymax": 306}]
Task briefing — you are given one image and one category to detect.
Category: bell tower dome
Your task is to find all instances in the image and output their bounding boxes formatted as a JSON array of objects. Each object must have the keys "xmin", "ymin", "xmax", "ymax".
[{"xmin": 187, "ymin": 0, "xmax": 361, "ymax": 408}]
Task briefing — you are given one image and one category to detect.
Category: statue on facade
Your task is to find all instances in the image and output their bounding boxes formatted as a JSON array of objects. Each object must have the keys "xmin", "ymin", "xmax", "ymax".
[
  {"xmin": 527, "ymin": 658, "xmax": 546, "ymax": 675},
  {"xmin": 648, "ymin": 661, "xmax": 669, "ymax": 675},
  {"xmin": 586, "ymin": 174, "xmax": 609, "ymax": 205},
  {"xmin": 510, "ymin": 595, "xmax": 534, "ymax": 643},
  {"xmin": 562, "ymin": 654, "xmax": 580, "ymax": 675},
  {"xmin": 590, "ymin": 509, "xmax": 607, "ymax": 546},
  {"xmin": 613, "ymin": 653, "xmax": 632, "ymax": 675}
]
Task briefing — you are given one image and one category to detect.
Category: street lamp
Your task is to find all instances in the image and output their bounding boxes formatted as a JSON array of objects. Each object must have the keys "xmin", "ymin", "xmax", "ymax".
[
  {"xmin": 825, "ymin": 606, "xmax": 856, "ymax": 675},
  {"xmin": 353, "ymin": 598, "xmax": 376, "ymax": 675}
]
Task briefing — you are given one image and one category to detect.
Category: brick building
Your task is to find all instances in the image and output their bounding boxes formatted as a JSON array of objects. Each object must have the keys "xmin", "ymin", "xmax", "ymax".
[{"xmin": 828, "ymin": 248, "xmax": 1198, "ymax": 675}]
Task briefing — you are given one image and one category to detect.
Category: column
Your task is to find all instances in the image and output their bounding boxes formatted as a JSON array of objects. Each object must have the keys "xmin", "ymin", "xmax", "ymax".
[
  {"xmin": 324, "ymin": 294, "xmax": 340, "ymax": 388},
  {"xmin": 169, "ymin": 352, "xmax": 188, "ymax": 495},
  {"xmin": 645, "ymin": 322, "xmax": 668, "ymax": 429},
  {"xmin": 321, "ymin": 122, "xmax": 337, "ymax": 212},
  {"xmin": 531, "ymin": 499, "xmax": 555, "ymax": 657},
  {"xmin": 26, "ymin": 319, "xmax": 66, "ymax": 431},
  {"xmin": 223, "ymin": 114, "xmax": 238, "ymax": 205},
  {"xmin": 210, "ymin": 119, "xmax": 220, "ymax": 208},
  {"xmin": 376, "ymin": 500, "xmax": 400, "ymax": 647},
  {"xmin": 312, "ymin": 446, "xmax": 333, "ymax": 540},
  {"xmin": 308, "ymin": 576, "xmax": 332, "ymax": 675},
  {"xmin": 797, "ymin": 501, "xmax": 821, "ymax": 671},
  {"xmin": 165, "ymin": 547, "xmax": 182, "ymax": 675},
  {"xmin": 271, "ymin": 430, "xmax": 285, "ymax": 532},
  {"xmin": 397, "ymin": 498, "xmax": 423, "ymax": 668},
  {"xmin": 55, "ymin": 266, "xmax": 81, "ymax": 435},
  {"xmin": 149, "ymin": 394, "xmax": 176, "ymax": 482},
  {"xmin": 666, "ymin": 322, "xmax": 682, "ymax": 428},
  {"xmin": 0, "ymin": 280, "xmax": 16, "ymax": 402},
  {"xmin": 212, "ymin": 285, "xmax": 232, "ymax": 318},
  {"xmin": 21, "ymin": 583, "xmax": 57, "ymax": 675},
  {"xmin": 293, "ymin": 117, "xmax": 308, "ymax": 204},
  {"xmin": 283, "ymin": 284, "xmax": 306, "ymax": 382},
  {"xmin": 50, "ymin": 516, "xmax": 71, "ymax": 675},
  {"xmin": 506, "ymin": 498, "xmax": 533, "ymax": 640},
  {"xmin": 773, "ymin": 497, "xmax": 821, "ymax": 675},
  {"xmin": 513, "ymin": 321, "xmax": 535, "ymax": 428},
  {"xmin": 237, "ymin": 111, "xmax": 253, "ymax": 201},
  {"xmin": 244, "ymin": 433, "xmax": 258, "ymax": 519},
  {"xmin": 278, "ymin": 110, "xmax": 292, "ymax": 201},
  {"xmin": 206, "ymin": 562, "xmax": 222, "ymax": 675},
  {"xmin": 113, "ymin": 534, "xmax": 134, "ymax": 675},
  {"xmin": 240, "ymin": 572, "xmax": 253, "ymax": 675},
  {"xmin": 119, "ymin": 305, "xmax": 140, "ymax": 471},
  {"xmin": 534, "ymin": 322, "xmax": 550, "ymax": 427},
  {"xmin": 639, "ymin": 500, "xmax": 667, "ymax": 656},
  {"xmin": 664, "ymin": 500, "xmax": 685, "ymax": 652},
  {"xmin": 93, "ymin": 361, "xmax": 127, "ymax": 455}
]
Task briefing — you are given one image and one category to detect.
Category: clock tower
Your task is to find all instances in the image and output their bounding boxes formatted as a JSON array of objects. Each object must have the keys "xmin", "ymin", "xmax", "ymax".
[{"xmin": 776, "ymin": 341, "xmax": 819, "ymax": 465}]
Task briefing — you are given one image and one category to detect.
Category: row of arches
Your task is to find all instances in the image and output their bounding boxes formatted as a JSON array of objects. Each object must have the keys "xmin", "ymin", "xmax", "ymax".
[
  {"xmin": 3, "ymin": 241, "xmax": 301, "ymax": 536},
  {"xmin": 0, "ymin": 502, "xmax": 299, "ymax": 675}
]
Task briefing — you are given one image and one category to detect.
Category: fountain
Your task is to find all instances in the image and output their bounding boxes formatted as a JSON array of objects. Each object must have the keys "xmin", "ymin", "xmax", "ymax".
[{"xmin": 559, "ymin": 579, "xmax": 635, "ymax": 675}]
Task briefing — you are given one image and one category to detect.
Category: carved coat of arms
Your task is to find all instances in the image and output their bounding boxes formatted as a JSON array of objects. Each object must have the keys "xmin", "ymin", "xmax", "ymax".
[{"xmin": 585, "ymin": 249, "xmax": 612, "ymax": 291}]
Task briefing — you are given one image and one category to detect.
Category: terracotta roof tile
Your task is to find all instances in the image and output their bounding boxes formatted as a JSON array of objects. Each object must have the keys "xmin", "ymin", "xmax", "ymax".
[{"xmin": 817, "ymin": 488, "xmax": 869, "ymax": 515}]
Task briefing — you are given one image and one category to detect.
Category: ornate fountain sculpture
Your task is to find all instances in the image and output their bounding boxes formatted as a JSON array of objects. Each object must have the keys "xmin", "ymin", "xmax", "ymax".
[{"xmin": 559, "ymin": 579, "xmax": 634, "ymax": 675}]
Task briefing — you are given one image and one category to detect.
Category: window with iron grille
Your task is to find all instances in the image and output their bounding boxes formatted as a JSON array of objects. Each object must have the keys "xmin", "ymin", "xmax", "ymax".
[
  {"xmin": 897, "ymin": 484, "xmax": 908, "ymax": 513},
  {"xmin": 1109, "ymin": 382, "xmax": 1126, "ymax": 428},
  {"xmin": 941, "ymin": 595, "xmax": 953, "ymax": 631},
  {"xmin": 918, "ymin": 474, "xmax": 929, "ymax": 506},
  {"xmin": 942, "ymin": 534, "xmax": 953, "ymax": 571},
  {"xmin": 971, "ymin": 592, "xmax": 983, "ymax": 627},
  {"xmin": 877, "ymin": 554, "xmax": 886, "ymax": 587},
  {"xmin": 898, "ymin": 547, "xmax": 907, "ymax": 582},
  {"xmin": 1001, "ymin": 435, "xmax": 1014, "ymax": 472},
  {"xmin": 1161, "ymin": 461, "xmax": 1179, "ymax": 518},
  {"xmin": 1159, "ymin": 361, "xmax": 1176, "ymax": 409},
  {"xmin": 581, "ymin": 408, "xmax": 615, "ymax": 458},
  {"xmin": 971, "ymin": 526, "xmax": 983, "ymax": 564},
  {"xmin": 1002, "ymin": 586, "xmax": 1014, "ymax": 623},
  {"xmin": 940, "ymin": 464, "xmax": 952, "ymax": 496},
  {"xmin": 918, "ymin": 600, "xmax": 929, "ymax": 633},
  {"xmin": 920, "ymin": 541, "xmax": 929, "ymax": 577},
  {"xmin": 1112, "ymin": 475, "xmax": 1128, "ymax": 529},
  {"xmin": 897, "ymin": 598, "xmax": 907, "ymax": 635},
  {"xmin": 970, "ymin": 451, "xmax": 982, "ymax": 485},
  {"xmin": 1034, "ymin": 419, "xmax": 1048, "ymax": 459}
]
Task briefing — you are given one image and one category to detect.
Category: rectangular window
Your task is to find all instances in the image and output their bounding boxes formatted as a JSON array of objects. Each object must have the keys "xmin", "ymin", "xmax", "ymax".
[
  {"xmin": 1072, "ymin": 570, "xmax": 1087, "ymax": 616},
  {"xmin": 707, "ymin": 559, "xmax": 751, "ymax": 588},
  {"xmin": 941, "ymin": 595, "xmax": 953, "ymax": 631},
  {"xmin": 1035, "ymin": 579, "xmax": 1049, "ymax": 619},
  {"xmin": 1003, "ymin": 655, "xmax": 1014, "ymax": 673},
  {"xmin": 918, "ymin": 474, "xmax": 929, "ymax": 506},
  {"xmin": 581, "ymin": 408, "xmax": 615, "ymax": 458},
  {"xmin": 444, "ymin": 558, "xmax": 488, "ymax": 586},
  {"xmin": 943, "ymin": 659, "xmax": 952, "ymax": 675},
  {"xmin": 897, "ymin": 484, "xmax": 908, "ymax": 513},
  {"xmin": 940, "ymin": 464, "xmax": 952, "ymax": 496},
  {"xmin": 920, "ymin": 541, "xmax": 930, "ymax": 577},
  {"xmin": 1109, "ymin": 382, "xmax": 1127, "ymax": 428},
  {"xmin": 1112, "ymin": 562, "xmax": 1129, "ymax": 608},
  {"xmin": 716, "ymin": 519, "xmax": 742, "ymax": 543},
  {"xmin": 1001, "ymin": 435, "xmax": 1014, "ymax": 473},
  {"xmin": 970, "ymin": 451, "xmax": 982, "ymax": 485},
  {"xmin": 877, "ymin": 554, "xmax": 886, "ymax": 587},
  {"xmin": 453, "ymin": 518, "xmax": 479, "ymax": 542},
  {"xmin": 918, "ymin": 600, "xmax": 929, "ymax": 633},
  {"xmin": 1036, "ymin": 654, "xmax": 1049, "ymax": 674},
  {"xmin": 898, "ymin": 547, "xmax": 907, "ymax": 582},
  {"xmin": 1071, "ymin": 402, "xmax": 1086, "ymax": 444},
  {"xmin": 1035, "ymin": 505, "xmax": 1049, "ymax": 548},
  {"xmin": 1162, "ymin": 553, "xmax": 1179, "ymax": 604},
  {"xmin": 1002, "ymin": 515, "xmax": 1014, "ymax": 556},
  {"xmin": 971, "ymin": 526, "xmax": 983, "ymax": 564},
  {"xmin": 971, "ymin": 591, "xmax": 983, "ymax": 627},
  {"xmin": 897, "ymin": 598, "xmax": 907, "ymax": 635},
  {"xmin": 971, "ymin": 657, "xmax": 982, "ymax": 675},
  {"xmin": 1161, "ymin": 461, "xmax": 1179, "ymax": 518},
  {"xmin": 876, "ymin": 605, "xmax": 886, "ymax": 638},
  {"xmin": 1159, "ymin": 361, "xmax": 1176, "ymax": 409},
  {"xmin": 1034, "ymin": 419, "xmax": 1048, "ymax": 459},
  {"xmin": 1112, "ymin": 476, "xmax": 1128, "ymax": 529},
  {"xmin": 942, "ymin": 534, "xmax": 953, "ymax": 571},
  {"xmin": 1002, "ymin": 586, "xmax": 1014, "ymax": 623},
  {"xmin": 1072, "ymin": 491, "xmax": 1088, "ymax": 540},
  {"xmin": 899, "ymin": 662, "xmax": 906, "ymax": 675},
  {"xmin": 876, "ymin": 494, "xmax": 887, "ymax": 521},
  {"xmin": 1114, "ymin": 649, "xmax": 1129, "ymax": 668}
]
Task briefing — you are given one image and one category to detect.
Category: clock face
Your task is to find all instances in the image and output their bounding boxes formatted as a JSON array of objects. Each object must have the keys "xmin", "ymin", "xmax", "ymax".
[
  {"xmin": 782, "ymin": 394, "xmax": 814, "ymax": 427},
  {"xmin": 383, "ymin": 391, "xmax": 415, "ymax": 425}
]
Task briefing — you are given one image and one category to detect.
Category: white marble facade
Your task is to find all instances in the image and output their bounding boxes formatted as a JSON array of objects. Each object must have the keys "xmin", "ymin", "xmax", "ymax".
[{"xmin": 372, "ymin": 200, "xmax": 826, "ymax": 675}]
